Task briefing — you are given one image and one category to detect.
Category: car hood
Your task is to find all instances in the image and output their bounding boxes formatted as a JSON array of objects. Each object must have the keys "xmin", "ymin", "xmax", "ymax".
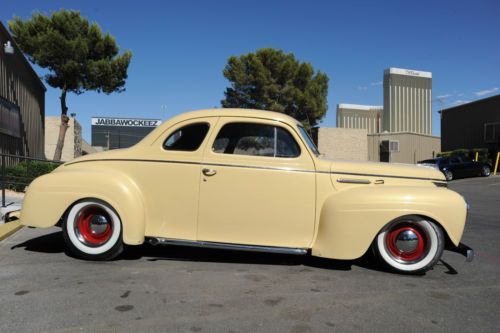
[{"xmin": 316, "ymin": 157, "xmax": 445, "ymax": 181}]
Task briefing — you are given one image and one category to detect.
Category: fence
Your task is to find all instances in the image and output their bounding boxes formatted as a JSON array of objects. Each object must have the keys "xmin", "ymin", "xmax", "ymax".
[{"xmin": 1, "ymin": 153, "xmax": 63, "ymax": 207}]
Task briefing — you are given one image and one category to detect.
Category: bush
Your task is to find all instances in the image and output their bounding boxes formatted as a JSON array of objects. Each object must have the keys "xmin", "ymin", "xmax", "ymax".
[
  {"xmin": 437, "ymin": 148, "xmax": 491, "ymax": 164},
  {"xmin": 5, "ymin": 160, "xmax": 60, "ymax": 192}
]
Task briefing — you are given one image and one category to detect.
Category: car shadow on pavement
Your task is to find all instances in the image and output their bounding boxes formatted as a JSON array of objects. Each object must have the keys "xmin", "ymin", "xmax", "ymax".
[
  {"xmin": 10, "ymin": 230, "xmax": 459, "ymax": 275},
  {"xmin": 122, "ymin": 242, "xmax": 356, "ymax": 271},
  {"xmin": 11, "ymin": 229, "xmax": 66, "ymax": 254}
]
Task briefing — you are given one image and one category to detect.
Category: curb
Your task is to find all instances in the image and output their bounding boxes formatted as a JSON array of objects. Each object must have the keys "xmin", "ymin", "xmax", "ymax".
[{"xmin": 0, "ymin": 220, "xmax": 23, "ymax": 241}]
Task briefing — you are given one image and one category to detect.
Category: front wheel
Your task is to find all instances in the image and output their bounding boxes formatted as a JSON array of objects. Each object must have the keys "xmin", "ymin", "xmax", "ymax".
[
  {"xmin": 443, "ymin": 169, "xmax": 453, "ymax": 181},
  {"xmin": 373, "ymin": 216, "xmax": 444, "ymax": 274},
  {"xmin": 62, "ymin": 199, "xmax": 124, "ymax": 260}
]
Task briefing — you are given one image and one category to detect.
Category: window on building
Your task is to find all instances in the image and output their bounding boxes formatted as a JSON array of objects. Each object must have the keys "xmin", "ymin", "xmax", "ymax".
[
  {"xmin": 163, "ymin": 123, "xmax": 210, "ymax": 151},
  {"xmin": 213, "ymin": 123, "xmax": 300, "ymax": 158},
  {"xmin": 485, "ymin": 122, "xmax": 500, "ymax": 143},
  {"xmin": 0, "ymin": 97, "xmax": 21, "ymax": 138}
]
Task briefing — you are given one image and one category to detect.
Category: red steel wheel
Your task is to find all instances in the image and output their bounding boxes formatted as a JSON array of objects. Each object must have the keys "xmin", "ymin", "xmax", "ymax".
[
  {"xmin": 75, "ymin": 206, "xmax": 113, "ymax": 246},
  {"xmin": 385, "ymin": 225, "xmax": 427, "ymax": 263}
]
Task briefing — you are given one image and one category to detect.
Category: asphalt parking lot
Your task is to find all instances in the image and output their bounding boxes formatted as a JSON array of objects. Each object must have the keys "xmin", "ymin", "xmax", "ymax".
[{"xmin": 1, "ymin": 176, "xmax": 499, "ymax": 333}]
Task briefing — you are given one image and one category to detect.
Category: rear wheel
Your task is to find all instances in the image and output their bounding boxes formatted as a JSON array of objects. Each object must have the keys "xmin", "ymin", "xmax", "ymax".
[
  {"xmin": 481, "ymin": 166, "xmax": 491, "ymax": 177},
  {"xmin": 62, "ymin": 200, "xmax": 123, "ymax": 260},
  {"xmin": 373, "ymin": 216, "xmax": 444, "ymax": 274}
]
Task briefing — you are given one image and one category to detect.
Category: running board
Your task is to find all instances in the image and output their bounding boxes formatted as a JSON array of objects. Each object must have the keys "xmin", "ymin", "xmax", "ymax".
[{"xmin": 148, "ymin": 237, "xmax": 308, "ymax": 255}]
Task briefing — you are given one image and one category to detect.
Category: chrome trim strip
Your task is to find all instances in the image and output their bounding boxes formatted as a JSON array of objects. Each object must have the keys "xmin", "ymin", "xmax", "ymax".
[
  {"xmin": 66, "ymin": 158, "xmax": 314, "ymax": 174},
  {"xmin": 66, "ymin": 158, "xmax": 445, "ymax": 181},
  {"xmin": 148, "ymin": 237, "xmax": 308, "ymax": 255},
  {"xmin": 331, "ymin": 171, "xmax": 444, "ymax": 182},
  {"xmin": 336, "ymin": 178, "xmax": 371, "ymax": 184},
  {"xmin": 66, "ymin": 158, "xmax": 201, "ymax": 167},
  {"xmin": 204, "ymin": 162, "xmax": 313, "ymax": 173}
]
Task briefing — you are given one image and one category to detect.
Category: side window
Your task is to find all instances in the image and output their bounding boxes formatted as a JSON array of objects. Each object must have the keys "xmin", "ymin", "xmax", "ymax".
[
  {"xmin": 213, "ymin": 123, "xmax": 300, "ymax": 158},
  {"xmin": 163, "ymin": 123, "xmax": 210, "ymax": 151}
]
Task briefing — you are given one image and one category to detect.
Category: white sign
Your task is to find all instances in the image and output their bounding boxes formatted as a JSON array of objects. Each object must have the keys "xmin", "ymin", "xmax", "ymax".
[
  {"xmin": 387, "ymin": 67, "xmax": 432, "ymax": 79},
  {"xmin": 92, "ymin": 117, "xmax": 162, "ymax": 127}
]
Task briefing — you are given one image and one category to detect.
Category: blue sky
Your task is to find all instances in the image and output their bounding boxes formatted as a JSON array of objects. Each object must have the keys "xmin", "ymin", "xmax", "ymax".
[{"xmin": 2, "ymin": 0, "xmax": 499, "ymax": 141}]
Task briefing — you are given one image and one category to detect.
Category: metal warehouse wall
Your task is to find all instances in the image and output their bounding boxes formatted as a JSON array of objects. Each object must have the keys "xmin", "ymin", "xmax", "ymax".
[
  {"xmin": 441, "ymin": 94, "xmax": 500, "ymax": 152},
  {"xmin": 0, "ymin": 23, "xmax": 45, "ymax": 159},
  {"xmin": 368, "ymin": 132, "xmax": 440, "ymax": 164}
]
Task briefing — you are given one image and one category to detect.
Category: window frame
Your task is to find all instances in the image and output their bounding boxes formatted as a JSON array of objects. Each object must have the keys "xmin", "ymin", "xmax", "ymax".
[
  {"xmin": 211, "ymin": 121, "xmax": 302, "ymax": 159},
  {"xmin": 162, "ymin": 121, "xmax": 211, "ymax": 152},
  {"xmin": 297, "ymin": 125, "xmax": 320, "ymax": 157},
  {"xmin": 0, "ymin": 96, "xmax": 21, "ymax": 138}
]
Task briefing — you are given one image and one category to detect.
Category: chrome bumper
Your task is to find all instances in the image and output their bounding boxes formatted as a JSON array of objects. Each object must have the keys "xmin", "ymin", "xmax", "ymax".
[{"xmin": 449, "ymin": 243, "xmax": 474, "ymax": 262}]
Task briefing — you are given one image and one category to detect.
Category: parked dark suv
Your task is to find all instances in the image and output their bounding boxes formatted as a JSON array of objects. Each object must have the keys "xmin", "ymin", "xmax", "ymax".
[{"xmin": 418, "ymin": 157, "xmax": 491, "ymax": 181}]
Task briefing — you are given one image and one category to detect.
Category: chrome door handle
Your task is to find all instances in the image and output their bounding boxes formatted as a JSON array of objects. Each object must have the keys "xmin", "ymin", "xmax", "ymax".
[{"xmin": 202, "ymin": 168, "xmax": 217, "ymax": 176}]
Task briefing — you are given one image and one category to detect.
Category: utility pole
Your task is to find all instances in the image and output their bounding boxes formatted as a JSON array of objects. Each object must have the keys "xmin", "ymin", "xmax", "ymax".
[{"xmin": 105, "ymin": 132, "xmax": 110, "ymax": 150}]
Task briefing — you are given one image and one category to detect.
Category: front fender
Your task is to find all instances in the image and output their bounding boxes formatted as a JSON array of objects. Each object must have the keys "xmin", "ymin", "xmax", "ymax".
[
  {"xmin": 21, "ymin": 167, "xmax": 145, "ymax": 245},
  {"xmin": 311, "ymin": 186, "xmax": 467, "ymax": 260}
]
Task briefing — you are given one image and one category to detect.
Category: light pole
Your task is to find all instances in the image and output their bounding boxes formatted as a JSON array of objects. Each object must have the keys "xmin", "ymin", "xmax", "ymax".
[{"xmin": 160, "ymin": 105, "xmax": 167, "ymax": 120}]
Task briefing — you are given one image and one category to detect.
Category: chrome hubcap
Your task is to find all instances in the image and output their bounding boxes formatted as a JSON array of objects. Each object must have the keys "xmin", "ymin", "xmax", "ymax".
[
  {"xmin": 74, "ymin": 205, "xmax": 113, "ymax": 247},
  {"xmin": 385, "ymin": 224, "xmax": 428, "ymax": 263},
  {"xmin": 89, "ymin": 214, "xmax": 110, "ymax": 234},
  {"xmin": 395, "ymin": 230, "xmax": 419, "ymax": 252}
]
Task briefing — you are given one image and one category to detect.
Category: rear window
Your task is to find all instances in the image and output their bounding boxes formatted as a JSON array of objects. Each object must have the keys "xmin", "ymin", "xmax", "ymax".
[{"xmin": 163, "ymin": 123, "xmax": 210, "ymax": 151}]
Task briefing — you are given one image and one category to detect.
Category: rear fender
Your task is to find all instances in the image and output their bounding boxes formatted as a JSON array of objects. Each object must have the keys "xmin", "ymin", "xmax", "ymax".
[{"xmin": 21, "ymin": 168, "xmax": 145, "ymax": 245}]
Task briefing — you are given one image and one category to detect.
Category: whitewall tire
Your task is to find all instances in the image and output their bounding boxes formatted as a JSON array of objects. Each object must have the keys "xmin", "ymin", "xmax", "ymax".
[
  {"xmin": 373, "ymin": 216, "xmax": 444, "ymax": 274},
  {"xmin": 63, "ymin": 200, "xmax": 124, "ymax": 260}
]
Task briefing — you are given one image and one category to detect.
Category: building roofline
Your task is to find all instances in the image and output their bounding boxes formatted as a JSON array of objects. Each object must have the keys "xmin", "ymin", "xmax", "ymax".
[
  {"xmin": 367, "ymin": 131, "xmax": 440, "ymax": 139},
  {"xmin": 0, "ymin": 21, "xmax": 46, "ymax": 92},
  {"xmin": 337, "ymin": 104, "xmax": 383, "ymax": 111},
  {"xmin": 91, "ymin": 116, "xmax": 162, "ymax": 121},
  {"xmin": 384, "ymin": 67, "xmax": 432, "ymax": 79},
  {"xmin": 441, "ymin": 94, "xmax": 500, "ymax": 113}
]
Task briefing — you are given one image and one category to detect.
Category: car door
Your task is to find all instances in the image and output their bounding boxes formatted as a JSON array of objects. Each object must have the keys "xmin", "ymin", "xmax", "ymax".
[
  {"xmin": 448, "ymin": 157, "xmax": 463, "ymax": 177},
  {"xmin": 137, "ymin": 117, "xmax": 218, "ymax": 241},
  {"xmin": 460, "ymin": 156, "xmax": 479, "ymax": 176},
  {"xmin": 197, "ymin": 118, "xmax": 316, "ymax": 248}
]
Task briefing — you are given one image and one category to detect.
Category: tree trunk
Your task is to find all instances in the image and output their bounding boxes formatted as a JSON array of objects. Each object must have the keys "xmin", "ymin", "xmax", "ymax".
[{"xmin": 53, "ymin": 89, "xmax": 70, "ymax": 161}]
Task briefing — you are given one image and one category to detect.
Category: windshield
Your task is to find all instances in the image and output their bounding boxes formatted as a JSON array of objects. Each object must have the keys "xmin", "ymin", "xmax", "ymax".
[{"xmin": 298, "ymin": 126, "xmax": 320, "ymax": 156}]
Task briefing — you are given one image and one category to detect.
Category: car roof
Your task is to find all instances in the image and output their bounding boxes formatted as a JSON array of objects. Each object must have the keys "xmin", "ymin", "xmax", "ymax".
[
  {"xmin": 136, "ymin": 108, "xmax": 304, "ymax": 147},
  {"xmin": 166, "ymin": 108, "xmax": 303, "ymax": 127}
]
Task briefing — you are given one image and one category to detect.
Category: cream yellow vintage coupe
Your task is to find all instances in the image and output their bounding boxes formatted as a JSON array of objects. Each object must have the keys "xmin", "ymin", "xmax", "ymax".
[{"xmin": 21, "ymin": 109, "xmax": 473, "ymax": 273}]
